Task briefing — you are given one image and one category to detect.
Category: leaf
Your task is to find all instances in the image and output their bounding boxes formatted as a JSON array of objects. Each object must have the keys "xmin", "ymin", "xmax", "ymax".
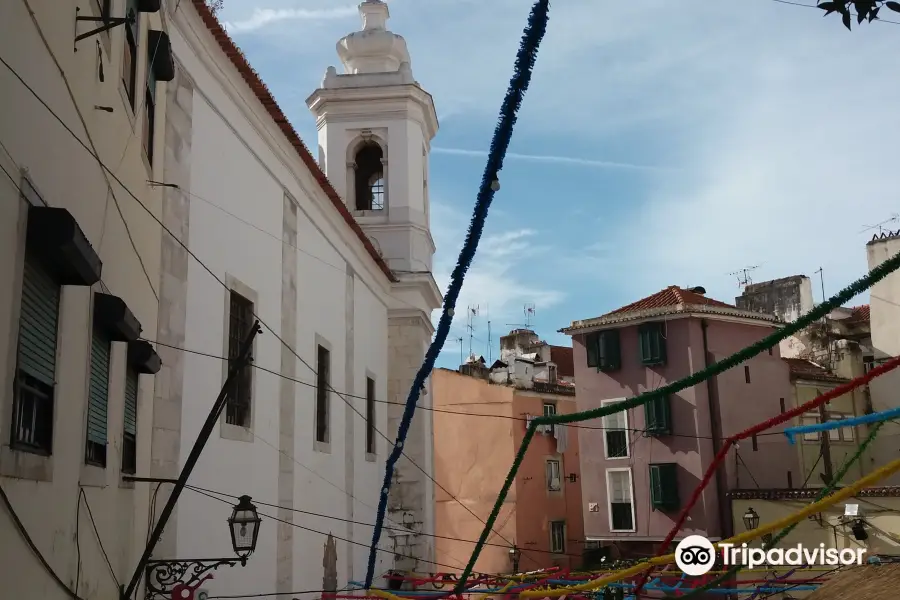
[
  {"xmin": 869, "ymin": 6, "xmax": 880, "ymax": 21},
  {"xmin": 887, "ymin": 1, "xmax": 900, "ymax": 12},
  {"xmin": 817, "ymin": 1, "xmax": 841, "ymax": 15},
  {"xmin": 843, "ymin": 8, "xmax": 853, "ymax": 27}
]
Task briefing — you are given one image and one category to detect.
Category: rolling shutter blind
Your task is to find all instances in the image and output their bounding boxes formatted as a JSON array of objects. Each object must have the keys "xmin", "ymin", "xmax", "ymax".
[
  {"xmin": 124, "ymin": 367, "xmax": 138, "ymax": 436},
  {"xmin": 18, "ymin": 255, "xmax": 60, "ymax": 384},
  {"xmin": 87, "ymin": 330, "xmax": 111, "ymax": 445}
]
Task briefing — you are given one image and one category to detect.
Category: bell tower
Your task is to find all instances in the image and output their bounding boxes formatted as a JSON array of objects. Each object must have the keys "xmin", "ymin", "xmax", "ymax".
[
  {"xmin": 307, "ymin": 0, "xmax": 438, "ymax": 274},
  {"xmin": 307, "ymin": 0, "xmax": 442, "ymax": 578}
]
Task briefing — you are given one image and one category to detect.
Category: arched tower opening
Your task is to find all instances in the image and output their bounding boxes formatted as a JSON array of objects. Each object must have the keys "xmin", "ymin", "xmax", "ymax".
[{"xmin": 354, "ymin": 143, "xmax": 385, "ymax": 211}]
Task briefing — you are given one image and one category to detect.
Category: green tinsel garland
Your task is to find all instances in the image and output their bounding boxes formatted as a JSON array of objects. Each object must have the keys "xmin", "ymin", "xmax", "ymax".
[
  {"xmin": 669, "ymin": 420, "xmax": 886, "ymax": 599},
  {"xmin": 457, "ymin": 248, "xmax": 900, "ymax": 588}
]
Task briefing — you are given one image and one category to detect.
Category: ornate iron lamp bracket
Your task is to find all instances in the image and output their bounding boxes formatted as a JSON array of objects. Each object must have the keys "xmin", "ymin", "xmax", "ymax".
[{"xmin": 144, "ymin": 557, "xmax": 247, "ymax": 600}]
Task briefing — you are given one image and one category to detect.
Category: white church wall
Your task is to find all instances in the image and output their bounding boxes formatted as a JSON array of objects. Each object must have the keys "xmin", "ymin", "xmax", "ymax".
[{"xmin": 154, "ymin": 4, "xmax": 394, "ymax": 598}]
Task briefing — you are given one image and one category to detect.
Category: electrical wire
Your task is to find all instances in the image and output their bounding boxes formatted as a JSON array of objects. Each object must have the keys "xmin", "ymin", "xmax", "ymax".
[
  {"xmin": 0, "ymin": 483, "xmax": 87, "ymax": 600},
  {"xmin": 192, "ymin": 486, "xmax": 465, "ymax": 572},
  {"xmin": 768, "ymin": 0, "xmax": 900, "ymax": 24},
  {"xmin": 632, "ymin": 355, "xmax": 900, "ymax": 596},
  {"xmin": 79, "ymin": 488, "xmax": 121, "ymax": 587},
  {"xmin": 139, "ymin": 335, "xmax": 790, "ymax": 442},
  {"xmin": 186, "ymin": 483, "xmax": 591, "ymax": 562},
  {"xmin": 0, "ymin": 48, "xmax": 519, "ymax": 572},
  {"xmin": 18, "ymin": 0, "xmax": 158, "ymax": 300}
]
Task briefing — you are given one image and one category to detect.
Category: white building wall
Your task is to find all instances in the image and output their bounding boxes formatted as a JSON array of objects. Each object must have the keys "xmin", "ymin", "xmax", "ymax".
[
  {"xmin": 152, "ymin": 3, "xmax": 394, "ymax": 598},
  {"xmin": 0, "ymin": 0, "xmax": 166, "ymax": 598},
  {"xmin": 865, "ymin": 234, "xmax": 900, "ymax": 486}
]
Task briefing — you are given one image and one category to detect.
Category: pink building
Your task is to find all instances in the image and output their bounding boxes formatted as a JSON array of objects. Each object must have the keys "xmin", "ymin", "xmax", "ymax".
[
  {"xmin": 561, "ymin": 286, "xmax": 798, "ymax": 559},
  {"xmin": 433, "ymin": 340, "xmax": 585, "ymax": 574}
]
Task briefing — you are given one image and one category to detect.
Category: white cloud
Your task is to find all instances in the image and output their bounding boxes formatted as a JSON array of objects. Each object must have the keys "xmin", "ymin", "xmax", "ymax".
[
  {"xmin": 431, "ymin": 147, "xmax": 675, "ymax": 173},
  {"xmin": 223, "ymin": 6, "xmax": 356, "ymax": 33},
  {"xmin": 430, "ymin": 201, "xmax": 564, "ymax": 361},
  {"xmin": 221, "ymin": 0, "xmax": 900, "ymax": 318}
]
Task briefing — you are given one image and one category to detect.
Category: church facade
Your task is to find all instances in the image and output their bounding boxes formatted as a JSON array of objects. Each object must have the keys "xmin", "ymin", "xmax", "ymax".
[{"xmin": 151, "ymin": 1, "xmax": 440, "ymax": 597}]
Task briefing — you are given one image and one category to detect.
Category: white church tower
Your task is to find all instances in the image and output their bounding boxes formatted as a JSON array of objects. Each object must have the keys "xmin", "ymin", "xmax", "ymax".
[{"xmin": 307, "ymin": 0, "xmax": 442, "ymax": 575}]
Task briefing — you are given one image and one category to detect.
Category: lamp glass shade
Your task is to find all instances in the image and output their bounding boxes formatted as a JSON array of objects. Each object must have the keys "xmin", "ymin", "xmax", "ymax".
[
  {"xmin": 228, "ymin": 495, "xmax": 261, "ymax": 555},
  {"xmin": 743, "ymin": 507, "xmax": 760, "ymax": 532}
]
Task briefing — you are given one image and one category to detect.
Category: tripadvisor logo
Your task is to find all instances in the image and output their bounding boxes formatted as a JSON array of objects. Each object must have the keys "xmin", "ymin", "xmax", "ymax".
[{"xmin": 675, "ymin": 535, "xmax": 866, "ymax": 575}]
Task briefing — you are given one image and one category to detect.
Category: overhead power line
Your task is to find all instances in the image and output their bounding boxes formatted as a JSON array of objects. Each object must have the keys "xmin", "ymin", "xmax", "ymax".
[{"xmin": 0, "ymin": 51, "xmax": 519, "ymax": 569}]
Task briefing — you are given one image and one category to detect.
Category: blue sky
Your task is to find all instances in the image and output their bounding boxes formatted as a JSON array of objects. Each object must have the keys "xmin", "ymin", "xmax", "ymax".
[{"xmin": 217, "ymin": 0, "xmax": 900, "ymax": 369}]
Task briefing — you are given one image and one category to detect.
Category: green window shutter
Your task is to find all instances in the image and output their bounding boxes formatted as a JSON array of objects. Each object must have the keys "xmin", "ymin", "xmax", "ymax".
[
  {"xmin": 649, "ymin": 463, "xmax": 679, "ymax": 510},
  {"xmin": 598, "ymin": 330, "xmax": 621, "ymax": 372},
  {"xmin": 124, "ymin": 367, "xmax": 138, "ymax": 436},
  {"xmin": 18, "ymin": 254, "xmax": 61, "ymax": 385},
  {"xmin": 586, "ymin": 333, "xmax": 599, "ymax": 368},
  {"xmin": 87, "ymin": 328, "xmax": 111, "ymax": 446},
  {"xmin": 645, "ymin": 395, "xmax": 672, "ymax": 435},
  {"xmin": 639, "ymin": 323, "xmax": 667, "ymax": 366}
]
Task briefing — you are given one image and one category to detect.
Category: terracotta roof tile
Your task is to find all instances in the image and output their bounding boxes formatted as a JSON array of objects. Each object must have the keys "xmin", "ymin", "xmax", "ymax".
[
  {"xmin": 606, "ymin": 286, "xmax": 735, "ymax": 316},
  {"xmin": 782, "ymin": 357, "xmax": 848, "ymax": 383},
  {"xmin": 806, "ymin": 563, "xmax": 900, "ymax": 600},
  {"xmin": 188, "ymin": 1, "xmax": 395, "ymax": 282},
  {"xmin": 849, "ymin": 304, "xmax": 871, "ymax": 324},
  {"xmin": 549, "ymin": 345, "xmax": 574, "ymax": 378}
]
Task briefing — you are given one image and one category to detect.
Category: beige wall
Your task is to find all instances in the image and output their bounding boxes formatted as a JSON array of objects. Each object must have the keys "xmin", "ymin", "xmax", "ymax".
[
  {"xmin": 731, "ymin": 497, "xmax": 900, "ymax": 597},
  {"xmin": 433, "ymin": 369, "xmax": 517, "ymax": 575},
  {"xmin": 0, "ymin": 0, "xmax": 165, "ymax": 598},
  {"xmin": 867, "ymin": 235, "xmax": 900, "ymax": 485},
  {"xmin": 789, "ymin": 380, "xmax": 872, "ymax": 484}
]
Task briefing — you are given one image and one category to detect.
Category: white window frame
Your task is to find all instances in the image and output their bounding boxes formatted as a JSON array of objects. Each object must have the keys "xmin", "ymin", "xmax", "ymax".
[
  {"xmin": 542, "ymin": 401, "xmax": 557, "ymax": 435},
  {"xmin": 801, "ymin": 414, "xmax": 820, "ymax": 442},
  {"xmin": 605, "ymin": 467, "xmax": 636, "ymax": 533},
  {"xmin": 801, "ymin": 412, "xmax": 856, "ymax": 443},
  {"xmin": 601, "ymin": 398, "xmax": 630, "ymax": 459},
  {"xmin": 546, "ymin": 459, "xmax": 562, "ymax": 491},
  {"xmin": 549, "ymin": 520, "xmax": 566, "ymax": 554}
]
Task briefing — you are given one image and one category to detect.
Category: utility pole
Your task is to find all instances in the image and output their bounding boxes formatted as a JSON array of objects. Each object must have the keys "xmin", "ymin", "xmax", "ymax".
[
  {"xmin": 814, "ymin": 267, "xmax": 833, "ymax": 369},
  {"xmin": 120, "ymin": 321, "xmax": 262, "ymax": 600},
  {"xmin": 818, "ymin": 403, "xmax": 835, "ymax": 484}
]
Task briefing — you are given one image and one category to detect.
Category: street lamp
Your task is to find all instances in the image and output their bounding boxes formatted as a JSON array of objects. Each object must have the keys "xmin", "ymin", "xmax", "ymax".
[
  {"xmin": 144, "ymin": 495, "xmax": 262, "ymax": 600},
  {"xmin": 509, "ymin": 545, "xmax": 522, "ymax": 574},
  {"xmin": 743, "ymin": 507, "xmax": 760, "ymax": 531},
  {"xmin": 228, "ymin": 495, "xmax": 262, "ymax": 557},
  {"xmin": 742, "ymin": 507, "xmax": 772, "ymax": 545}
]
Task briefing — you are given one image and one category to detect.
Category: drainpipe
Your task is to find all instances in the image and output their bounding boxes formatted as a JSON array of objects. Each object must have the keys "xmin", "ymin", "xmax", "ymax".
[{"xmin": 700, "ymin": 320, "xmax": 731, "ymax": 540}]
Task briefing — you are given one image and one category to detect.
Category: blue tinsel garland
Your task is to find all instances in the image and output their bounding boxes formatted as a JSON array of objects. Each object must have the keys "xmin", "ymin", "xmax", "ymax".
[{"xmin": 363, "ymin": 0, "xmax": 552, "ymax": 588}]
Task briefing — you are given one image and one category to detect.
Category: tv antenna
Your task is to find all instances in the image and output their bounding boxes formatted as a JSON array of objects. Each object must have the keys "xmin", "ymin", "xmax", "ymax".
[
  {"xmin": 505, "ymin": 303, "xmax": 537, "ymax": 330},
  {"xmin": 456, "ymin": 336, "xmax": 464, "ymax": 366},
  {"xmin": 729, "ymin": 265, "xmax": 760, "ymax": 288},
  {"xmin": 860, "ymin": 213, "xmax": 899, "ymax": 235},
  {"xmin": 466, "ymin": 305, "xmax": 480, "ymax": 359},
  {"xmin": 485, "ymin": 304, "xmax": 492, "ymax": 364}
]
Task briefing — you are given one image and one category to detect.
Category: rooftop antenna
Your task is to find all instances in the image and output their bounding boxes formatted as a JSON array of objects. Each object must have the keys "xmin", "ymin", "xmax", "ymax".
[
  {"xmin": 729, "ymin": 265, "xmax": 760, "ymax": 288},
  {"xmin": 524, "ymin": 303, "xmax": 536, "ymax": 328},
  {"xmin": 505, "ymin": 302, "xmax": 538, "ymax": 330},
  {"xmin": 466, "ymin": 305, "xmax": 480, "ymax": 359},
  {"xmin": 456, "ymin": 336, "xmax": 464, "ymax": 366},
  {"xmin": 814, "ymin": 266, "xmax": 833, "ymax": 369},
  {"xmin": 860, "ymin": 213, "xmax": 899, "ymax": 235},
  {"xmin": 486, "ymin": 304, "xmax": 492, "ymax": 364}
]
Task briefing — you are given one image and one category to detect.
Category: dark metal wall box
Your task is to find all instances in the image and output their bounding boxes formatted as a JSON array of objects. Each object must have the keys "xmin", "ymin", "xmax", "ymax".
[
  {"xmin": 26, "ymin": 206, "xmax": 102, "ymax": 286},
  {"xmin": 128, "ymin": 340, "xmax": 162, "ymax": 374},
  {"xmin": 93, "ymin": 292, "xmax": 142, "ymax": 341},
  {"xmin": 139, "ymin": 0, "xmax": 162, "ymax": 12}
]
